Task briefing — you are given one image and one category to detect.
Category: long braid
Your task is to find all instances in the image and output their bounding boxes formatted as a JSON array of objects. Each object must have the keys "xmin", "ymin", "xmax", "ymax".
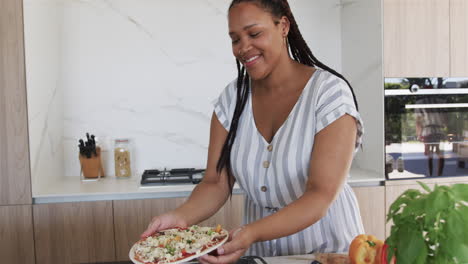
[
  {"xmin": 217, "ymin": 59, "xmax": 250, "ymax": 194},
  {"xmin": 279, "ymin": 0, "xmax": 359, "ymax": 110},
  {"xmin": 219, "ymin": 0, "xmax": 360, "ymax": 194}
]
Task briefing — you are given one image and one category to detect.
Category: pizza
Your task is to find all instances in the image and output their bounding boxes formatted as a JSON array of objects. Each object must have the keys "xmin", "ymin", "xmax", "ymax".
[{"xmin": 130, "ymin": 224, "xmax": 229, "ymax": 264}]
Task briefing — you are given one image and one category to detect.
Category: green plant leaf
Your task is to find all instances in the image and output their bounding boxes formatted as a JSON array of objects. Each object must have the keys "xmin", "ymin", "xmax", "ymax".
[
  {"xmin": 388, "ymin": 196, "xmax": 411, "ymax": 214},
  {"xmin": 387, "ymin": 189, "xmax": 423, "ymax": 222},
  {"xmin": 386, "ymin": 226, "xmax": 399, "ymax": 248},
  {"xmin": 433, "ymin": 252, "xmax": 452, "ymax": 264},
  {"xmin": 424, "ymin": 189, "xmax": 451, "ymax": 226},
  {"xmin": 443, "ymin": 240, "xmax": 468, "ymax": 263},
  {"xmin": 406, "ymin": 188, "xmax": 423, "ymax": 198},
  {"xmin": 425, "ymin": 226, "xmax": 438, "ymax": 246},
  {"xmin": 446, "ymin": 209, "xmax": 468, "ymax": 246},
  {"xmin": 387, "ymin": 244, "xmax": 397, "ymax": 264},
  {"xmin": 452, "ymin": 184, "xmax": 468, "ymax": 202},
  {"xmin": 395, "ymin": 226, "xmax": 427, "ymax": 264},
  {"xmin": 460, "ymin": 204, "xmax": 468, "ymax": 221},
  {"xmin": 401, "ymin": 196, "xmax": 426, "ymax": 218},
  {"xmin": 418, "ymin": 181, "xmax": 432, "ymax": 193},
  {"xmin": 413, "ymin": 250, "xmax": 428, "ymax": 264},
  {"xmin": 386, "ymin": 183, "xmax": 468, "ymax": 263}
]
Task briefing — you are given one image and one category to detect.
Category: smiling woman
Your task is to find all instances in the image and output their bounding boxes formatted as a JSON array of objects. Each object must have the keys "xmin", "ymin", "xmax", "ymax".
[{"xmin": 142, "ymin": 1, "xmax": 365, "ymax": 263}]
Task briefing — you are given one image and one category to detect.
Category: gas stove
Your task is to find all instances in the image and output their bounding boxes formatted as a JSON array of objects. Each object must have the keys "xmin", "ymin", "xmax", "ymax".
[{"xmin": 140, "ymin": 168, "xmax": 205, "ymax": 186}]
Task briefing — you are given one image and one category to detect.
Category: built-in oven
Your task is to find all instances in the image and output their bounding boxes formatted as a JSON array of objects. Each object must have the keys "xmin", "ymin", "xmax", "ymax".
[{"xmin": 385, "ymin": 77, "xmax": 468, "ymax": 179}]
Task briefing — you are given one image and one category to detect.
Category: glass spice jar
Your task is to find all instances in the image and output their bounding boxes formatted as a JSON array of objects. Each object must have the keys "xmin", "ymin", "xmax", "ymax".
[{"xmin": 114, "ymin": 139, "xmax": 132, "ymax": 178}]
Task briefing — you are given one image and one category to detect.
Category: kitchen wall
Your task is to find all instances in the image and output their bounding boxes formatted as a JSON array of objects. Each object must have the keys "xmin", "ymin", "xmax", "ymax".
[
  {"xmin": 341, "ymin": 0, "xmax": 384, "ymax": 175},
  {"xmin": 24, "ymin": 0, "xmax": 374, "ymax": 190},
  {"xmin": 23, "ymin": 0, "xmax": 63, "ymax": 190}
]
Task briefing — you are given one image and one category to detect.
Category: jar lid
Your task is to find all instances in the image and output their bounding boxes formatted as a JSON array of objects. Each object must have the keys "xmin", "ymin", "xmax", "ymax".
[{"xmin": 115, "ymin": 138, "xmax": 130, "ymax": 143}]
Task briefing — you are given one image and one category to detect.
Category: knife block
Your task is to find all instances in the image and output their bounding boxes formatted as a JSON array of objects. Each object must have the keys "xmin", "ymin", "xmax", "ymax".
[{"xmin": 79, "ymin": 147, "xmax": 105, "ymax": 180}]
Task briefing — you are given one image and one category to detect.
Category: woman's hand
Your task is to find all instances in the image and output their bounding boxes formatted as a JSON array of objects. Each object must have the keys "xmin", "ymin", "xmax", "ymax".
[
  {"xmin": 140, "ymin": 211, "xmax": 188, "ymax": 238},
  {"xmin": 199, "ymin": 226, "xmax": 256, "ymax": 264}
]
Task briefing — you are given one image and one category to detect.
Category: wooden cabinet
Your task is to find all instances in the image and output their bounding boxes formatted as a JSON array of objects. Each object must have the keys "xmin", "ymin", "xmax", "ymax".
[
  {"xmin": 450, "ymin": 0, "xmax": 468, "ymax": 76},
  {"xmin": 385, "ymin": 176, "xmax": 468, "ymax": 237},
  {"xmin": 33, "ymin": 201, "xmax": 116, "ymax": 264},
  {"xmin": 353, "ymin": 186, "xmax": 386, "ymax": 240},
  {"xmin": 198, "ymin": 194, "xmax": 244, "ymax": 230},
  {"xmin": 113, "ymin": 197, "xmax": 186, "ymax": 261},
  {"xmin": 113, "ymin": 195, "xmax": 244, "ymax": 261},
  {"xmin": 0, "ymin": 205, "xmax": 35, "ymax": 264},
  {"xmin": 384, "ymin": 0, "xmax": 468, "ymax": 77},
  {"xmin": 384, "ymin": 0, "xmax": 450, "ymax": 77},
  {"xmin": 0, "ymin": 0, "xmax": 31, "ymax": 205}
]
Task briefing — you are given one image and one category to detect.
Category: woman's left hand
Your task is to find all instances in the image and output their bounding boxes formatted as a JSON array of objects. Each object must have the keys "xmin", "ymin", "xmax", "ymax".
[{"xmin": 199, "ymin": 226, "xmax": 256, "ymax": 264}]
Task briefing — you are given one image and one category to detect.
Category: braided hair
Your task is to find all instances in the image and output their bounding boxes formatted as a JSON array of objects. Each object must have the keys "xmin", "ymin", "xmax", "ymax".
[{"xmin": 218, "ymin": 0, "xmax": 359, "ymax": 195}]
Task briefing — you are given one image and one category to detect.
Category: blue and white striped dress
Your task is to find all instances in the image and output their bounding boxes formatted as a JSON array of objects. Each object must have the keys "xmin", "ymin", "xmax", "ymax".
[{"xmin": 213, "ymin": 68, "xmax": 365, "ymax": 256}]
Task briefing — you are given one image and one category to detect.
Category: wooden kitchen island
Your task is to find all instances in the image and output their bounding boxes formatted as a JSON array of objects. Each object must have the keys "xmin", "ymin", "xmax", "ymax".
[
  {"xmin": 264, "ymin": 253, "xmax": 348, "ymax": 264},
  {"xmin": 24, "ymin": 174, "xmax": 468, "ymax": 264},
  {"xmin": 27, "ymin": 168, "xmax": 383, "ymax": 264},
  {"xmin": 78, "ymin": 253, "xmax": 348, "ymax": 264}
]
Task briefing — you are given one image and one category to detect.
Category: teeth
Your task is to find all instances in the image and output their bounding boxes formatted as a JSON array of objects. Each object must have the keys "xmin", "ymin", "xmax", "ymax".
[{"xmin": 245, "ymin": 55, "xmax": 259, "ymax": 63}]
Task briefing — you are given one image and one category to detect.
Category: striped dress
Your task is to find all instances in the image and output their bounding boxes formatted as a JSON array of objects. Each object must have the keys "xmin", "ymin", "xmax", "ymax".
[{"xmin": 213, "ymin": 68, "xmax": 365, "ymax": 256}]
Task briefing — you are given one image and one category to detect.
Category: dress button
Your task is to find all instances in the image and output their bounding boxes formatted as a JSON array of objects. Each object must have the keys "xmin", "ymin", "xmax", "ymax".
[
  {"xmin": 263, "ymin": 161, "xmax": 270, "ymax": 168},
  {"xmin": 261, "ymin": 186, "xmax": 268, "ymax": 192},
  {"xmin": 267, "ymin": 145, "xmax": 273, "ymax": 152}
]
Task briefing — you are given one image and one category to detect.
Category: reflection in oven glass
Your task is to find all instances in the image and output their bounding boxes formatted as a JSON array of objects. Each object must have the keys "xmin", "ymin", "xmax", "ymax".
[{"xmin": 385, "ymin": 77, "xmax": 468, "ymax": 179}]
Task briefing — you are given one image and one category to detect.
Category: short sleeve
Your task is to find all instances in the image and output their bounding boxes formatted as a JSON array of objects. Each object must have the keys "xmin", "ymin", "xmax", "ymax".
[
  {"xmin": 315, "ymin": 76, "xmax": 364, "ymax": 153},
  {"xmin": 212, "ymin": 79, "xmax": 238, "ymax": 131}
]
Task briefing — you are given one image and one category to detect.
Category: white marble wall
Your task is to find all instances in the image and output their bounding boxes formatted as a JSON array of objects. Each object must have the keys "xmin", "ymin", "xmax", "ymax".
[
  {"xmin": 341, "ymin": 0, "xmax": 384, "ymax": 174},
  {"xmin": 23, "ymin": 0, "xmax": 63, "ymax": 191},
  {"xmin": 24, "ymin": 0, "xmax": 346, "ymax": 184}
]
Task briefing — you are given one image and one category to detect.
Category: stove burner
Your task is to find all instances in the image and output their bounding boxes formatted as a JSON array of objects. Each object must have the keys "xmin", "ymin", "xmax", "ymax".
[{"xmin": 140, "ymin": 168, "xmax": 205, "ymax": 186}]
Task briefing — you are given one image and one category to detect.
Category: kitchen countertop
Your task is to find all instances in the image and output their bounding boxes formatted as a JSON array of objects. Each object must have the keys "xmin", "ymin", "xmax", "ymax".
[
  {"xmin": 33, "ymin": 168, "xmax": 384, "ymax": 204},
  {"xmin": 79, "ymin": 254, "xmax": 347, "ymax": 264},
  {"xmin": 263, "ymin": 254, "xmax": 323, "ymax": 264}
]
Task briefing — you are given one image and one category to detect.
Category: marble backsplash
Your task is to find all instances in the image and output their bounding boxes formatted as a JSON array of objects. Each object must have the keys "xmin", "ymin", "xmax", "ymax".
[
  {"xmin": 341, "ymin": 0, "xmax": 384, "ymax": 176},
  {"xmin": 23, "ymin": 0, "xmax": 358, "ymax": 187}
]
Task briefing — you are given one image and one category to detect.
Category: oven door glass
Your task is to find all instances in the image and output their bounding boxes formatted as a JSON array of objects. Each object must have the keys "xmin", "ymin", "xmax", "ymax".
[{"xmin": 385, "ymin": 78, "xmax": 468, "ymax": 179}]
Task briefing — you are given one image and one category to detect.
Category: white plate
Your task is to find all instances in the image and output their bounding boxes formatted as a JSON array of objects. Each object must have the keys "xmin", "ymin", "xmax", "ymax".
[{"xmin": 129, "ymin": 229, "xmax": 229, "ymax": 264}]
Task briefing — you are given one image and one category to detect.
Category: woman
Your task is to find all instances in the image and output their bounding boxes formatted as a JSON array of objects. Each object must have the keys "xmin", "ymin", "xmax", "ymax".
[{"xmin": 142, "ymin": 0, "xmax": 364, "ymax": 263}]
